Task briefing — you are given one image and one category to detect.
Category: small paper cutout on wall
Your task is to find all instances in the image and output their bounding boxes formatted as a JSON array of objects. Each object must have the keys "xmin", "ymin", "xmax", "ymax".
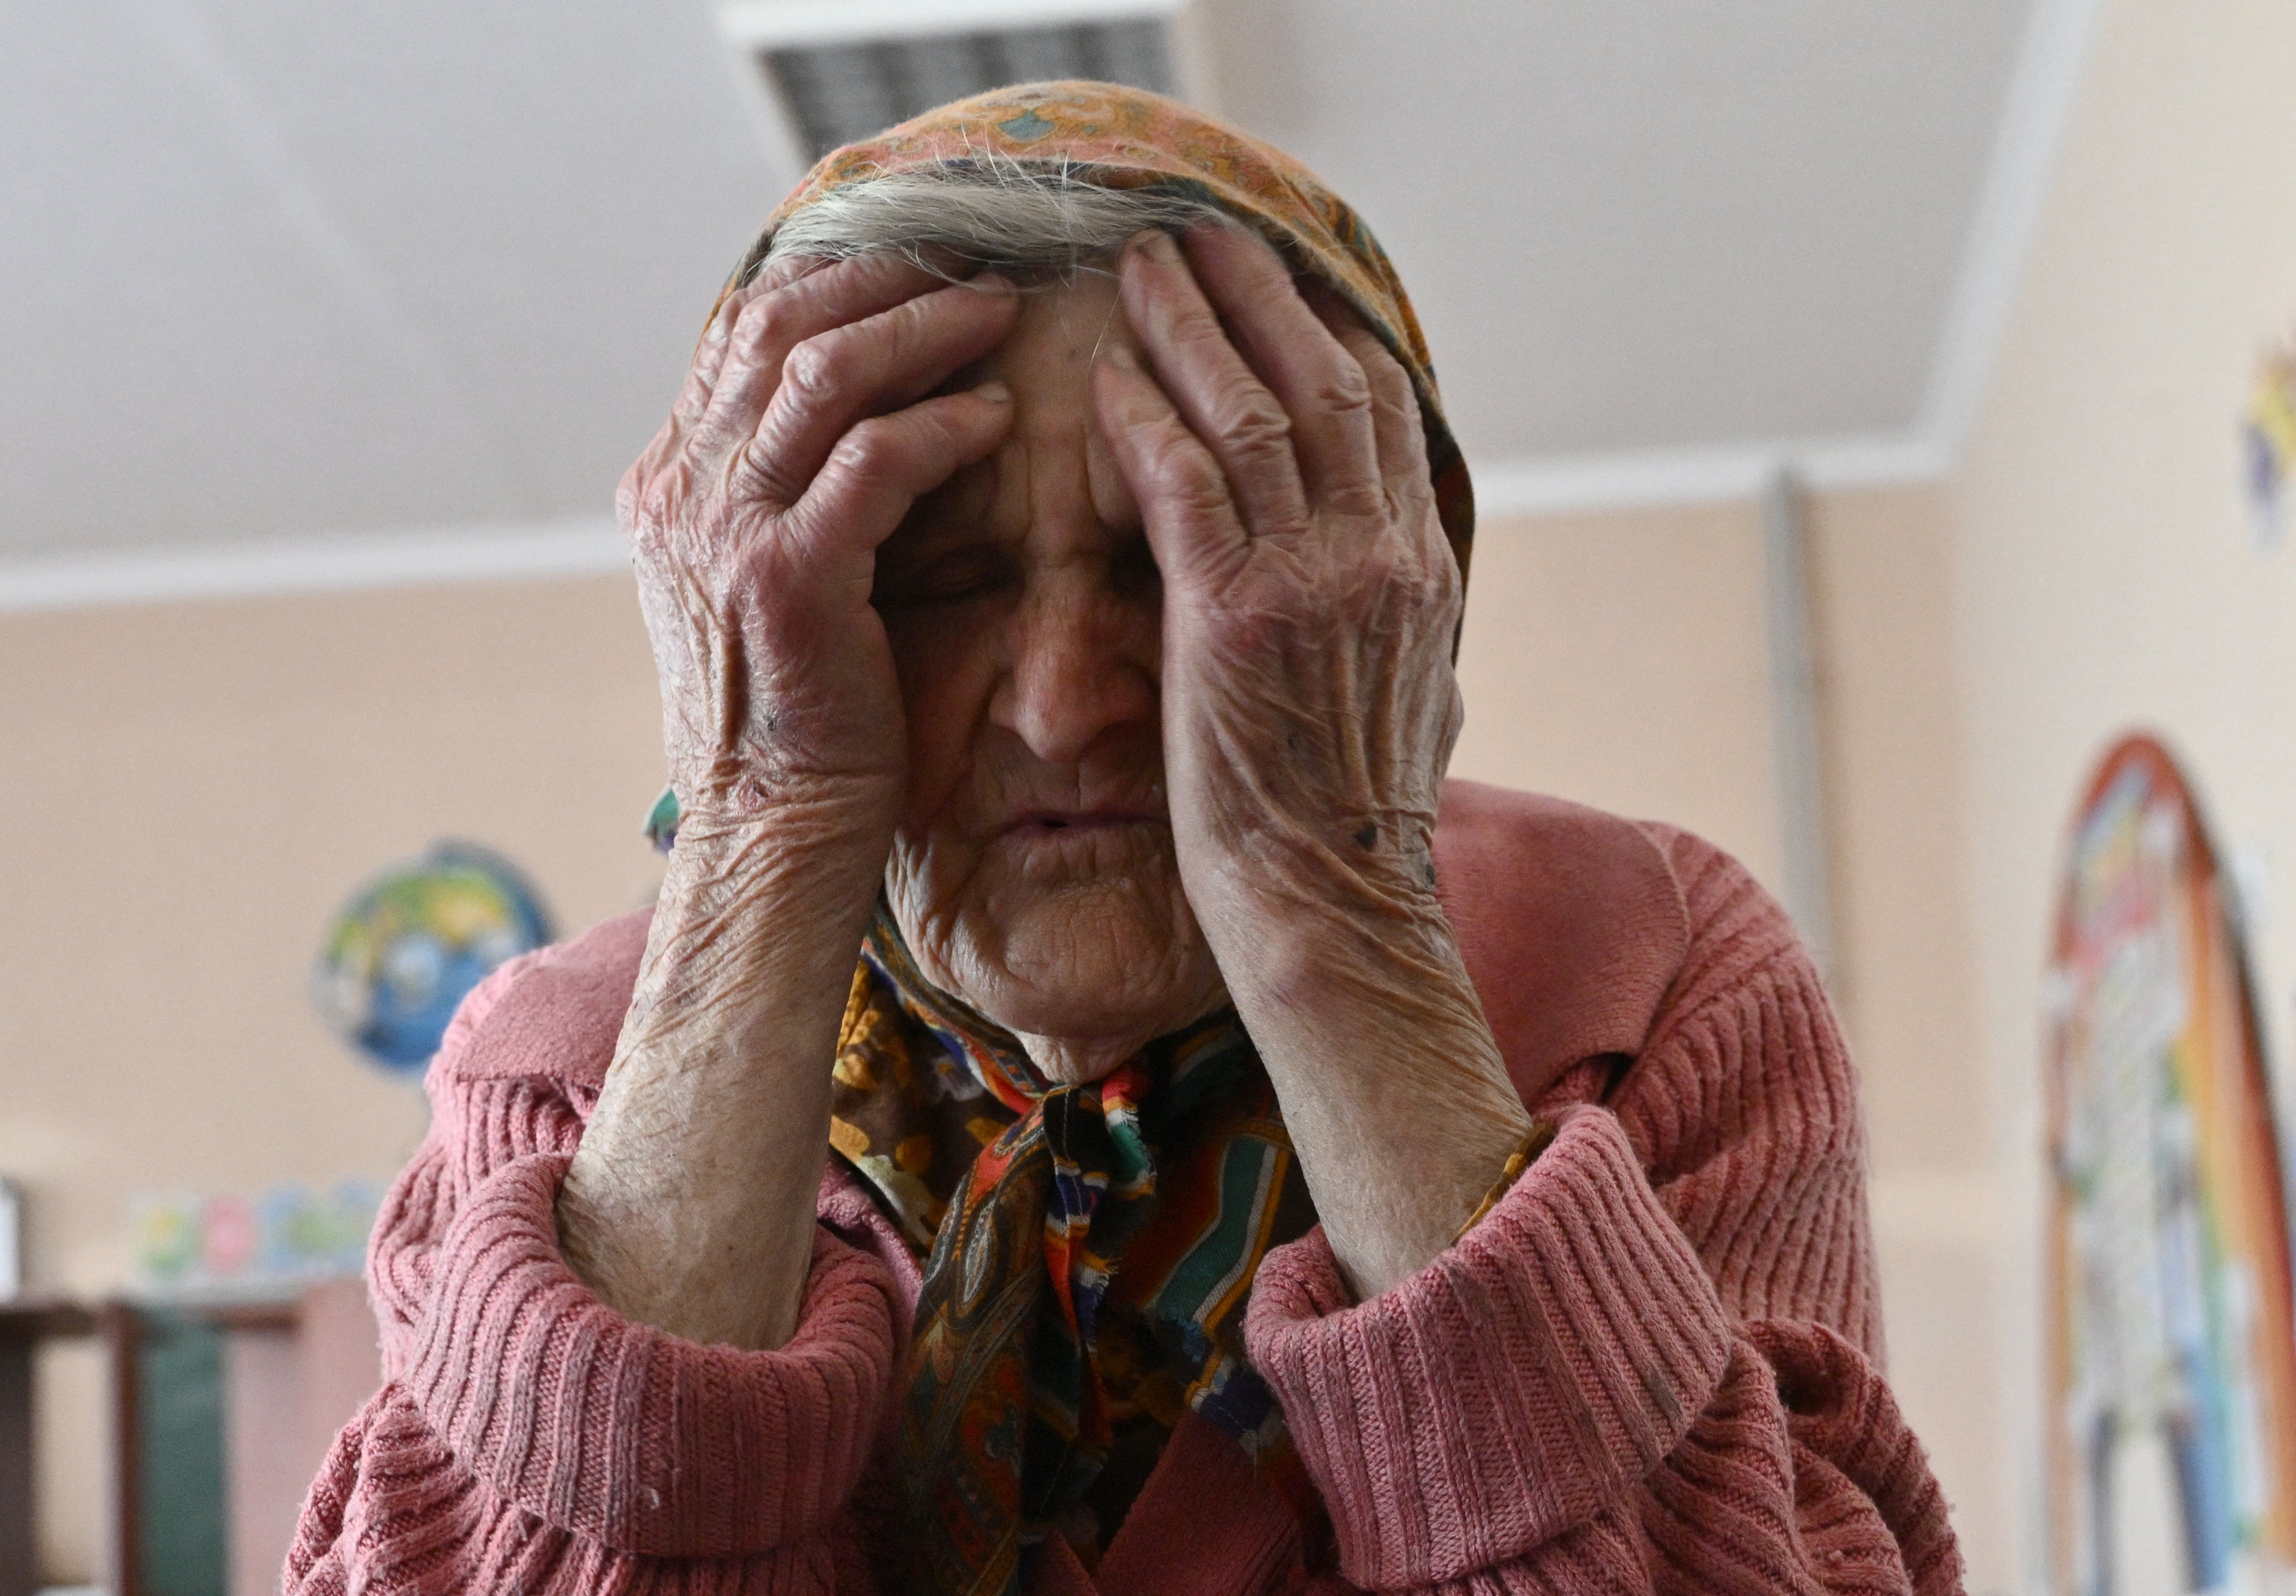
[
  {"xmin": 128, "ymin": 1181, "xmax": 381, "ymax": 1297},
  {"xmin": 2242, "ymin": 338, "xmax": 2296, "ymax": 549}
]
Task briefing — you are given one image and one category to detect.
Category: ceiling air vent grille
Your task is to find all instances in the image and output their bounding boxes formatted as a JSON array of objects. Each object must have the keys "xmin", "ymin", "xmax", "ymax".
[{"xmin": 757, "ymin": 17, "xmax": 1176, "ymax": 161}]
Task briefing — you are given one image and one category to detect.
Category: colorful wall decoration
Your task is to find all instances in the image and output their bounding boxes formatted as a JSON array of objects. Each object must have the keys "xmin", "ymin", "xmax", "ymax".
[
  {"xmin": 127, "ymin": 1180, "xmax": 382, "ymax": 1297},
  {"xmin": 2045, "ymin": 735, "xmax": 2296, "ymax": 1595},
  {"xmin": 2245, "ymin": 336, "xmax": 2296, "ymax": 550},
  {"xmin": 313, "ymin": 841, "xmax": 552, "ymax": 1075}
]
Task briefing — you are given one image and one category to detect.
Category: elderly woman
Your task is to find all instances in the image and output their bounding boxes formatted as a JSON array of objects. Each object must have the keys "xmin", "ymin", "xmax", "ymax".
[{"xmin": 291, "ymin": 84, "xmax": 1961, "ymax": 1595}]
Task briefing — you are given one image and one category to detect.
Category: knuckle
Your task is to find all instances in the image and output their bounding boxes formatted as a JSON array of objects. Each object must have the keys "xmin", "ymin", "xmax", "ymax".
[
  {"xmin": 755, "ymin": 254, "xmax": 817, "ymax": 294},
  {"xmin": 1172, "ymin": 484, "xmax": 1236, "ymax": 527},
  {"xmin": 730, "ymin": 291, "xmax": 788, "ymax": 353},
  {"xmin": 1317, "ymin": 365, "xmax": 1374, "ymax": 417},
  {"xmin": 1382, "ymin": 378, "xmax": 1425, "ymax": 432},
  {"xmin": 734, "ymin": 438, "xmax": 802, "ymax": 503},
  {"xmin": 780, "ymin": 332, "xmax": 853, "ymax": 399},
  {"xmin": 639, "ymin": 469, "xmax": 693, "ymax": 529},
  {"xmin": 1149, "ymin": 451, "xmax": 1233, "ymax": 521},
  {"xmin": 829, "ymin": 416, "xmax": 900, "ymax": 473},
  {"xmin": 616, "ymin": 457, "xmax": 649, "ymax": 514},
  {"xmin": 1411, "ymin": 548, "xmax": 1464, "ymax": 618},
  {"xmin": 1217, "ymin": 395, "xmax": 1293, "ymax": 461},
  {"xmin": 1323, "ymin": 480, "xmax": 1390, "ymax": 521}
]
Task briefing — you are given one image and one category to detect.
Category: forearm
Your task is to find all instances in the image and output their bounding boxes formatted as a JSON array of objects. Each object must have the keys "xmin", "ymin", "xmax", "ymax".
[
  {"xmin": 1195, "ymin": 833, "xmax": 1533, "ymax": 1300},
  {"xmin": 559, "ymin": 796, "xmax": 890, "ymax": 1350}
]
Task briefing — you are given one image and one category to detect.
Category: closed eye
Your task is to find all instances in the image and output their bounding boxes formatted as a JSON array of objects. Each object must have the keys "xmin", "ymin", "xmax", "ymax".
[
  {"xmin": 872, "ymin": 546, "xmax": 1019, "ymax": 609},
  {"xmin": 1109, "ymin": 535, "xmax": 1161, "ymax": 600}
]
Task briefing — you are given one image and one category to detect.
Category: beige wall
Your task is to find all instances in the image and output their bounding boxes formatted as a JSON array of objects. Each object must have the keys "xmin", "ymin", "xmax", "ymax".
[
  {"xmin": 1939, "ymin": 0, "xmax": 2296, "ymax": 1589},
  {"xmin": 0, "ymin": 578, "xmax": 666, "ymax": 1578},
  {"xmin": 1452, "ymin": 499, "xmax": 1787, "ymax": 888}
]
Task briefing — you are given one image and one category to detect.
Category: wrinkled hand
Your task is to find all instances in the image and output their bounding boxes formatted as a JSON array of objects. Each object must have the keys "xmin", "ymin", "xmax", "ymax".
[
  {"xmin": 1095, "ymin": 225, "xmax": 1527, "ymax": 1300},
  {"xmin": 1094, "ymin": 225, "xmax": 1463, "ymax": 926},
  {"xmin": 569, "ymin": 260, "xmax": 1015, "ymax": 1351},
  {"xmin": 619, "ymin": 255, "xmax": 1018, "ymax": 840}
]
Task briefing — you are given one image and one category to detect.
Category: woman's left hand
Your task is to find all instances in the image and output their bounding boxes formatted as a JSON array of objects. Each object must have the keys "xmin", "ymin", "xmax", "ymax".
[
  {"xmin": 1100, "ymin": 225, "xmax": 1461, "ymax": 912},
  {"xmin": 1095, "ymin": 225, "xmax": 1537, "ymax": 1299}
]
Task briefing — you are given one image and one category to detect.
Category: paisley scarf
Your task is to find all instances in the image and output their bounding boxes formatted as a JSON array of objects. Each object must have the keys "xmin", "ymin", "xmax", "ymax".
[
  {"xmin": 833, "ymin": 910, "xmax": 1320, "ymax": 1590},
  {"xmin": 687, "ymin": 77, "xmax": 1480, "ymax": 1596}
]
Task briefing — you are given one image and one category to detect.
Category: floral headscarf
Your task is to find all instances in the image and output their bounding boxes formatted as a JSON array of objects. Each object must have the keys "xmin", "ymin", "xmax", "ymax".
[{"xmin": 729, "ymin": 78, "xmax": 1474, "ymax": 580}]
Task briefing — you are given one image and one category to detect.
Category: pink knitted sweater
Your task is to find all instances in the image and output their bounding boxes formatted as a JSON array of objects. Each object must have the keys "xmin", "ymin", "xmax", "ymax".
[{"xmin": 287, "ymin": 782, "xmax": 1963, "ymax": 1594}]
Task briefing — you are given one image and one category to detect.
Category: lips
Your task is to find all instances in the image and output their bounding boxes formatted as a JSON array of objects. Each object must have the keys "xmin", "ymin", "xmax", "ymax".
[{"xmin": 1002, "ymin": 809, "xmax": 1163, "ymax": 835}]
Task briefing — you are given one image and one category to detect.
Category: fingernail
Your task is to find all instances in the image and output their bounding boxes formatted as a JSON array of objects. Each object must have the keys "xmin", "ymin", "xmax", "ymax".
[
  {"xmin": 972, "ymin": 270, "xmax": 1016, "ymax": 294},
  {"xmin": 1140, "ymin": 231, "xmax": 1182, "ymax": 263},
  {"xmin": 1100, "ymin": 344, "xmax": 1140, "ymax": 372},
  {"xmin": 976, "ymin": 379, "xmax": 1012, "ymax": 403}
]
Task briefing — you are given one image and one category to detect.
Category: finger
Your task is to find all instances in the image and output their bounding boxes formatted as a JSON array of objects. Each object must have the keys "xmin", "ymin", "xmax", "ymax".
[
  {"xmin": 1116, "ymin": 231, "xmax": 1312, "ymax": 538},
  {"xmin": 738, "ymin": 281, "xmax": 1019, "ymax": 506},
  {"xmin": 668, "ymin": 288, "xmax": 750, "ymax": 433},
  {"xmin": 1092, "ymin": 343, "xmax": 1251, "ymax": 594},
  {"xmin": 631, "ymin": 275, "xmax": 778, "ymax": 492},
  {"xmin": 1179, "ymin": 224, "xmax": 1382, "ymax": 511},
  {"xmin": 688, "ymin": 254, "xmax": 950, "ymax": 472},
  {"xmin": 784, "ymin": 384, "xmax": 1016, "ymax": 564},
  {"xmin": 1309, "ymin": 303, "xmax": 1453, "ymax": 600},
  {"xmin": 1306, "ymin": 294, "xmax": 1433, "ymax": 504},
  {"xmin": 670, "ymin": 254, "xmax": 825, "ymax": 432},
  {"xmin": 624, "ymin": 260, "xmax": 846, "ymax": 536}
]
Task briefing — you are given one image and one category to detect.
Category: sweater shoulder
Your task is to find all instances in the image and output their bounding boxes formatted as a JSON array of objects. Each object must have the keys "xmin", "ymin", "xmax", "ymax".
[
  {"xmin": 1630, "ymin": 817, "xmax": 1820, "ymax": 1030},
  {"xmin": 1435, "ymin": 780, "xmax": 1815, "ymax": 1100},
  {"xmin": 430, "ymin": 907, "xmax": 652, "ymax": 1094}
]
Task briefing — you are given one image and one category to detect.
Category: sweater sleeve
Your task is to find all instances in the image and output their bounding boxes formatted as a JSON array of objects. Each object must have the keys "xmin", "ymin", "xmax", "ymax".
[
  {"xmin": 1612, "ymin": 823, "xmax": 1884, "ymax": 1356},
  {"xmin": 1242, "ymin": 837, "xmax": 1963, "ymax": 1595},
  {"xmin": 285, "ymin": 955, "xmax": 902, "ymax": 1593}
]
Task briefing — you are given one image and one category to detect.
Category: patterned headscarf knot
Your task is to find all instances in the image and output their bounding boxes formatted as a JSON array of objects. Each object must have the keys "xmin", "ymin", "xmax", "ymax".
[{"xmin": 836, "ymin": 910, "xmax": 1318, "ymax": 1592}]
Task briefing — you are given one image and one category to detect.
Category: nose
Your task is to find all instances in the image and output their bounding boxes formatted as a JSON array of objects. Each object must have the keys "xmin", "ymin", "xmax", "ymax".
[{"xmin": 991, "ymin": 574, "xmax": 1156, "ymax": 769}]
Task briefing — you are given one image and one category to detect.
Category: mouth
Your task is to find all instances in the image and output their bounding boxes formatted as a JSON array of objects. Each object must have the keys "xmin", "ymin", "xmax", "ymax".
[{"xmin": 1001, "ymin": 809, "xmax": 1164, "ymax": 838}]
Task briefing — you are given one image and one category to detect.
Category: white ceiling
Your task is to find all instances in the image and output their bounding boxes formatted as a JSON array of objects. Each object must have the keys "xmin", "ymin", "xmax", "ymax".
[{"xmin": 1, "ymin": 0, "xmax": 2053, "ymax": 582}]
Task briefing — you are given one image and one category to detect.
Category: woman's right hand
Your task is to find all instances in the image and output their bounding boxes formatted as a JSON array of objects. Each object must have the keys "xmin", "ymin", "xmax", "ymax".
[
  {"xmin": 618, "ymin": 254, "xmax": 1019, "ymax": 844},
  {"xmin": 561, "ymin": 260, "xmax": 1016, "ymax": 1354}
]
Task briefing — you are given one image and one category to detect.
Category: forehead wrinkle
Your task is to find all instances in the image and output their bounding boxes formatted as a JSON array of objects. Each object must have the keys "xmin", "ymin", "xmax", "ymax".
[{"xmin": 994, "ymin": 288, "xmax": 1130, "ymax": 567}]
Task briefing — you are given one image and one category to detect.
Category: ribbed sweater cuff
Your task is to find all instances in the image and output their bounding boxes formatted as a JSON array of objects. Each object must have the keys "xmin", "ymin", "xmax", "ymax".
[
  {"xmin": 401, "ymin": 1152, "xmax": 900, "ymax": 1558},
  {"xmin": 1245, "ymin": 1104, "xmax": 1735, "ymax": 1589}
]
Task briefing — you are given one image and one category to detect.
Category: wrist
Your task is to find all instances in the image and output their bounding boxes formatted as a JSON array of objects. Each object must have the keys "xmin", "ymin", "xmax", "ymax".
[
  {"xmin": 1184, "ymin": 803, "xmax": 1432, "ymax": 918},
  {"xmin": 630, "ymin": 797, "xmax": 893, "ymax": 1050},
  {"xmin": 666, "ymin": 779, "xmax": 894, "ymax": 895},
  {"xmin": 670, "ymin": 765, "xmax": 902, "ymax": 851},
  {"xmin": 1187, "ymin": 833, "xmax": 1514, "ymax": 1106},
  {"xmin": 1184, "ymin": 811, "xmax": 1448, "ymax": 969}
]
